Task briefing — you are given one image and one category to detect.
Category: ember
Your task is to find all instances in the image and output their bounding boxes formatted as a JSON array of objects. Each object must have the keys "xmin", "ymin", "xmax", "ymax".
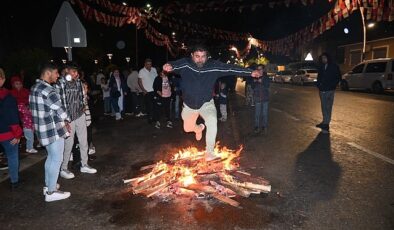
[{"xmin": 123, "ymin": 144, "xmax": 271, "ymax": 207}]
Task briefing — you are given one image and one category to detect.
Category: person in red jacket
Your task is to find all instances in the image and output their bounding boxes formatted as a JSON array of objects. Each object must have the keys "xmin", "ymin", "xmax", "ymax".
[
  {"xmin": 10, "ymin": 76, "xmax": 37, "ymax": 153},
  {"xmin": 0, "ymin": 68, "xmax": 23, "ymax": 189}
]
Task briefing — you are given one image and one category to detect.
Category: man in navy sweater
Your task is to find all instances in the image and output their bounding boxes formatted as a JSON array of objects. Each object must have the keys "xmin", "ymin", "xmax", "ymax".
[
  {"xmin": 163, "ymin": 44, "xmax": 261, "ymax": 160},
  {"xmin": 316, "ymin": 52, "xmax": 342, "ymax": 133}
]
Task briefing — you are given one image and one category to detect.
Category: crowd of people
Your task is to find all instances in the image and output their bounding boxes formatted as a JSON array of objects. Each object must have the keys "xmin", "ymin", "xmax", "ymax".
[{"xmin": 0, "ymin": 43, "xmax": 339, "ymax": 203}]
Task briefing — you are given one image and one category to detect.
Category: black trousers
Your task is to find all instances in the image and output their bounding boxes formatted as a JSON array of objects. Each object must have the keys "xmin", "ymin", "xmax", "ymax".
[
  {"xmin": 144, "ymin": 92, "xmax": 155, "ymax": 120},
  {"xmin": 153, "ymin": 97, "xmax": 171, "ymax": 122}
]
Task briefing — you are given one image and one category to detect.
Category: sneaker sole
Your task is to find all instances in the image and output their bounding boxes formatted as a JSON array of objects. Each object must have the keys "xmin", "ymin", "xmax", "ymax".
[{"xmin": 45, "ymin": 193, "xmax": 71, "ymax": 202}]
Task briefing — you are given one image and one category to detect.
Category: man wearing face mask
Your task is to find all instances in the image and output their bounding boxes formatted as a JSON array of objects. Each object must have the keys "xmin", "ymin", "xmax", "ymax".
[
  {"xmin": 55, "ymin": 63, "xmax": 97, "ymax": 179},
  {"xmin": 163, "ymin": 44, "xmax": 262, "ymax": 161}
]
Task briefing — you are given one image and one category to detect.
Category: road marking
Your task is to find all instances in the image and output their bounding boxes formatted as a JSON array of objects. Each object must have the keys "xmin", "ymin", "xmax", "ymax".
[
  {"xmin": 271, "ymin": 107, "xmax": 300, "ymax": 121},
  {"xmin": 347, "ymin": 142, "xmax": 394, "ymax": 165}
]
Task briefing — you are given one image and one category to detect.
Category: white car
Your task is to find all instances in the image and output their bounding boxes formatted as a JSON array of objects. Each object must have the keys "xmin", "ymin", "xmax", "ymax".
[
  {"xmin": 274, "ymin": 70, "xmax": 294, "ymax": 83},
  {"xmin": 341, "ymin": 58, "xmax": 393, "ymax": 93},
  {"xmin": 291, "ymin": 69, "xmax": 318, "ymax": 85}
]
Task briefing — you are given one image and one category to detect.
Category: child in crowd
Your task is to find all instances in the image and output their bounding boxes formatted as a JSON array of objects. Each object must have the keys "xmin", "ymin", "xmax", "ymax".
[
  {"xmin": 10, "ymin": 76, "xmax": 37, "ymax": 153},
  {"xmin": 100, "ymin": 78, "xmax": 111, "ymax": 115},
  {"xmin": 218, "ymin": 81, "xmax": 228, "ymax": 122},
  {"xmin": 153, "ymin": 71, "xmax": 173, "ymax": 129}
]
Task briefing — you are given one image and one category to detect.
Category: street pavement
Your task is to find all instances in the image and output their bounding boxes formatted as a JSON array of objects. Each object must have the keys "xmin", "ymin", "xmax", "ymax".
[{"xmin": 0, "ymin": 81, "xmax": 393, "ymax": 229}]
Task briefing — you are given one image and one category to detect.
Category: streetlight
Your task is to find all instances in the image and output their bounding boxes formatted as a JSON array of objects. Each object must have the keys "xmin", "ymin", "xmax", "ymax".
[
  {"xmin": 107, "ymin": 53, "xmax": 113, "ymax": 63},
  {"xmin": 122, "ymin": 2, "xmax": 127, "ymax": 6},
  {"xmin": 367, "ymin": 22, "xmax": 375, "ymax": 28},
  {"xmin": 125, "ymin": 57, "xmax": 131, "ymax": 67},
  {"xmin": 94, "ymin": 59, "xmax": 98, "ymax": 65}
]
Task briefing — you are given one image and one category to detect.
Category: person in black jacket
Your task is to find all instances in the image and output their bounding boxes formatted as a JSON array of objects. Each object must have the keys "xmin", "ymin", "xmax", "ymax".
[
  {"xmin": 163, "ymin": 44, "xmax": 261, "ymax": 161},
  {"xmin": 316, "ymin": 52, "xmax": 342, "ymax": 133},
  {"xmin": 152, "ymin": 71, "xmax": 173, "ymax": 129}
]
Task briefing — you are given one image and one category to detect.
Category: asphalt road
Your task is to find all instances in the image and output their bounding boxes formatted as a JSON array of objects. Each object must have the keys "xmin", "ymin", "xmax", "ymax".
[{"xmin": 0, "ymin": 81, "xmax": 393, "ymax": 229}]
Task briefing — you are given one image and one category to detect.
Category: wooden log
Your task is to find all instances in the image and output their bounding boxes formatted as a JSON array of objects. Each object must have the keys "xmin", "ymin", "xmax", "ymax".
[
  {"xmin": 144, "ymin": 181, "xmax": 172, "ymax": 197},
  {"xmin": 186, "ymin": 183, "xmax": 240, "ymax": 207},
  {"xmin": 221, "ymin": 178, "xmax": 271, "ymax": 193},
  {"xmin": 140, "ymin": 164, "xmax": 156, "ymax": 171},
  {"xmin": 220, "ymin": 181, "xmax": 251, "ymax": 197},
  {"xmin": 230, "ymin": 171, "xmax": 270, "ymax": 186},
  {"xmin": 211, "ymin": 193, "xmax": 240, "ymax": 207},
  {"xmin": 132, "ymin": 174, "xmax": 169, "ymax": 193}
]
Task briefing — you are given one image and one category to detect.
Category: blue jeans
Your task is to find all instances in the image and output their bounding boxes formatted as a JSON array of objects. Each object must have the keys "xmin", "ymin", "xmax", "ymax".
[
  {"xmin": 24, "ymin": 128, "xmax": 34, "ymax": 150},
  {"xmin": 0, "ymin": 139, "xmax": 19, "ymax": 183},
  {"xmin": 254, "ymin": 101, "xmax": 269, "ymax": 129},
  {"xmin": 110, "ymin": 97, "xmax": 120, "ymax": 113},
  {"xmin": 45, "ymin": 138, "xmax": 64, "ymax": 192},
  {"xmin": 319, "ymin": 90, "xmax": 335, "ymax": 125}
]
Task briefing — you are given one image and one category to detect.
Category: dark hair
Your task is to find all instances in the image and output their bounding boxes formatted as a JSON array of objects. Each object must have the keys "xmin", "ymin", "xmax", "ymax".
[
  {"xmin": 318, "ymin": 52, "xmax": 332, "ymax": 64},
  {"xmin": 144, "ymin": 58, "xmax": 152, "ymax": 64},
  {"xmin": 40, "ymin": 63, "xmax": 58, "ymax": 76},
  {"xmin": 190, "ymin": 44, "xmax": 209, "ymax": 54},
  {"xmin": 66, "ymin": 62, "xmax": 79, "ymax": 70}
]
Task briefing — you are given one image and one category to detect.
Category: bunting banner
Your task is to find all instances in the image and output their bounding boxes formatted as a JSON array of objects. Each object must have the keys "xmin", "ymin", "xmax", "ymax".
[{"xmin": 72, "ymin": 0, "xmax": 394, "ymax": 57}]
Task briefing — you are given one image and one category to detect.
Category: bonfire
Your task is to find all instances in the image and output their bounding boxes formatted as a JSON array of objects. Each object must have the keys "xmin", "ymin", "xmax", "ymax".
[{"xmin": 123, "ymin": 144, "xmax": 271, "ymax": 207}]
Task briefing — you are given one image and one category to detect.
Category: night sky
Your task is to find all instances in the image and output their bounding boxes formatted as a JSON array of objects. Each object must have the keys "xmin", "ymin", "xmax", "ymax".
[{"xmin": 1, "ymin": 0, "xmax": 393, "ymax": 73}]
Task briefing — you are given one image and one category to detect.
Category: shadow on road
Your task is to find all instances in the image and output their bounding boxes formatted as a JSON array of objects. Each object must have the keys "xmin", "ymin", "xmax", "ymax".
[{"xmin": 294, "ymin": 132, "xmax": 342, "ymax": 202}]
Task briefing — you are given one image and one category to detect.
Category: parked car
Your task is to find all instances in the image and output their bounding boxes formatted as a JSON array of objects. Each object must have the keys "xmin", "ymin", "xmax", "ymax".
[
  {"xmin": 291, "ymin": 69, "xmax": 318, "ymax": 85},
  {"xmin": 341, "ymin": 58, "xmax": 393, "ymax": 93},
  {"xmin": 274, "ymin": 70, "xmax": 294, "ymax": 83}
]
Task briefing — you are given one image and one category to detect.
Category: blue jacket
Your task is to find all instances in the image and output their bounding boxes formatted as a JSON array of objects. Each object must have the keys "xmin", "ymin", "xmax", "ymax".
[
  {"xmin": 169, "ymin": 58, "xmax": 252, "ymax": 109},
  {"xmin": 253, "ymin": 73, "xmax": 270, "ymax": 103},
  {"xmin": 317, "ymin": 63, "xmax": 341, "ymax": 91}
]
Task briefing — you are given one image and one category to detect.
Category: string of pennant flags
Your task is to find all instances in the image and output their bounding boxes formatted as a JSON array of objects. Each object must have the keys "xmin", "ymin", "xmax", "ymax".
[{"xmin": 71, "ymin": 0, "xmax": 394, "ymax": 57}]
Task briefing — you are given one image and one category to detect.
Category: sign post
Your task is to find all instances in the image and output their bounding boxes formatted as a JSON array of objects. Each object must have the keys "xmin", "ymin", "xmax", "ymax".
[{"xmin": 51, "ymin": 1, "xmax": 87, "ymax": 61}]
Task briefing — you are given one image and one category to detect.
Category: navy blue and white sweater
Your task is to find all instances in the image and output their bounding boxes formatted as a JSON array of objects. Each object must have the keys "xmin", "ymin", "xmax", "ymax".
[{"xmin": 169, "ymin": 58, "xmax": 252, "ymax": 109}]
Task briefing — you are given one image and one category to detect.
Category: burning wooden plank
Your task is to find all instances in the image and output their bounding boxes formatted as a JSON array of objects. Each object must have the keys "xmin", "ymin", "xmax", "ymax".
[{"xmin": 186, "ymin": 184, "xmax": 240, "ymax": 207}]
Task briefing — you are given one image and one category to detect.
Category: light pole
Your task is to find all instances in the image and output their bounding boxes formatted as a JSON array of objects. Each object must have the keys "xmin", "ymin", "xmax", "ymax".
[{"xmin": 107, "ymin": 53, "xmax": 113, "ymax": 64}]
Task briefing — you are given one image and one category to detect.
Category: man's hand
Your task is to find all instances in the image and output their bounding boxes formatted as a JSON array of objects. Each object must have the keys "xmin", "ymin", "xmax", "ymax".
[
  {"xmin": 251, "ymin": 70, "xmax": 262, "ymax": 78},
  {"xmin": 65, "ymin": 122, "xmax": 71, "ymax": 133},
  {"xmin": 10, "ymin": 138, "xmax": 20, "ymax": 145},
  {"xmin": 163, "ymin": 63, "xmax": 173, "ymax": 72}
]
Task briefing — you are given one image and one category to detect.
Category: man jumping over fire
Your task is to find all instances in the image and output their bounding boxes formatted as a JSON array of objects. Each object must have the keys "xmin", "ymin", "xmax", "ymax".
[{"xmin": 163, "ymin": 44, "xmax": 261, "ymax": 161}]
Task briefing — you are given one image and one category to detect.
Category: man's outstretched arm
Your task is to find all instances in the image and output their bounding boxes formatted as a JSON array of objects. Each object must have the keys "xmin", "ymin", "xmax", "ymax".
[{"xmin": 209, "ymin": 60, "xmax": 261, "ymax": 78}]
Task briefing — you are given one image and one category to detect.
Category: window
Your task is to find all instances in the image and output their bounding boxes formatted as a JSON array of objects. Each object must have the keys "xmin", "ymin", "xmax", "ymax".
[
  {"xmin": 350, "ymin": 50, "xmax": 362, "ymax": 66},
  {"xmin": 365, "ymin": 62, "xmax": 387, "ymax": 73},
  {"xmin": 372, "ymin": 47, "xmax": 388, "ymax": 59},
  {"xmin": 336, "ymin": 47, "xmax": 345, "ymax": 64},
  {"xmin": 352, "ymin": 64, "xmax": 365, "ymax": 73}
]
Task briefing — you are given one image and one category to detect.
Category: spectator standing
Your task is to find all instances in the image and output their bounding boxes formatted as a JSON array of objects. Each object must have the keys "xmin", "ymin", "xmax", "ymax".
[
  {"xmin": 100, "ymin": 78, "xmax": 111, "ymax": 115},
  {"xmin": 316, "ymin": 52, "xmax": 342, "ymax": 133},
  {"xmin": 0, "ymin": 68, "xmax": 23, "ymax": 189},
  {"xmin": 252, "ymin": 65, "xmax": 270, "ymax": 134},
  {"xmin": 30, "ymin": 63, "xmax": 71, "ymax": 202},
  {"xmin": 138, "ymin": 59, "xmax": 158, "ymax": 123},
  {"xmin": 10, "ymin": 75, "xmax": 37, "ymax": 153},
  {"xmin": 108, "ymin": 68, "xmax": 128, "ymax": 120},
  {"xmin": 56, "ymin": 63, "xmax": 97, "ymax": 179},
  {"xmin": 127, "ymin": 68, "xmax": 145, "ymax": 117},
  {"xmin": 152, "ymin": 71, "xmax": 173, "ymax": 129}
]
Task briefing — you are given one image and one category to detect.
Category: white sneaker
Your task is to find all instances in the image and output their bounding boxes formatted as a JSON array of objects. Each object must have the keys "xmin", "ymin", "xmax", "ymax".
[
  {"xmin": 45, "ymin": 190, "xmax": 71, "ymax": 202},
  {"xmin": 43, "ymin": 183, "xmax": 60, "ymax": 195},
  {"xmin": 69, "ymin": 154, "xmax": 73, "ymax": 162},
  {"xmin": 166, "ymin": 121, "xmax": 173, "ymax": 128},
  {"xmin": 154, "ymin": 121, "xmax": 161, "ymax": 129},
  {"xmin": 26, "ymin": 148, "xmax": 38, "ymax": 153},
  {"xmin": 205, "ymin": 152, "xmax": 220, "ymax": 161},
  {"xmin": 88, "ymin": 148, "xmax": 96, "ymax": 155},
  {"xmin": 80, "ymin": 165, "xmax": 97, "ymax": 174},
  {"xmin": 60, "ymin": 169, "xmax": 75, "ymax": 179}
]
